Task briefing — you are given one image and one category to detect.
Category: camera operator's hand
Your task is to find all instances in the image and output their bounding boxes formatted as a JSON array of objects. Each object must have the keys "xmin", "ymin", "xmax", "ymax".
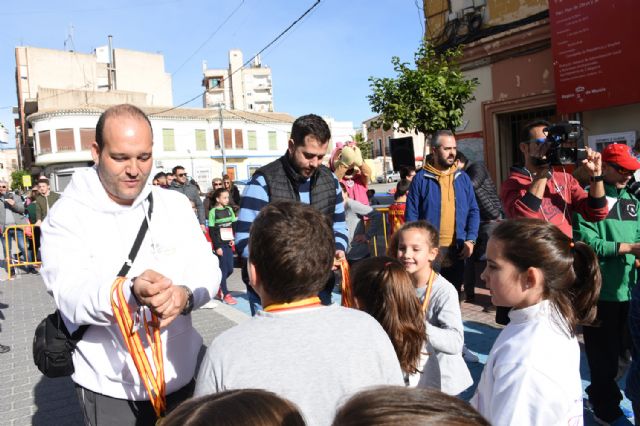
[
  {"xmin": 582, "ymin": 147, "xmax": 602, "ymax": 176},
  {"xmin": 618, "ymin": 243, "xmax": 640, "ymax": 258}
]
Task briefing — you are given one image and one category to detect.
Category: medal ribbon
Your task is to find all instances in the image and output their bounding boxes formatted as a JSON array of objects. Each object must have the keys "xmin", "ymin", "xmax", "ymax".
[{"xmin": 110, "ymin": 277, "xmax": 166, "ymax": 419}]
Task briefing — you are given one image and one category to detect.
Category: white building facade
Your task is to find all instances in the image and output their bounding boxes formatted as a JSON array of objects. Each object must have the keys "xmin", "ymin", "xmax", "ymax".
[
  {"xmin": 28, "ymin": 106, "xmax": 294, "ymax": 192},
  {"xmin": 203, "ymin": 49, "xmax": 273, "ymax": 112}
]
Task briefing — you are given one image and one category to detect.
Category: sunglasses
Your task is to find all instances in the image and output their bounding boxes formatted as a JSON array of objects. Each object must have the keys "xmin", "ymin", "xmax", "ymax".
[
  {"xmin": 177, "ymin": 173, "xmax": 188, "ymax": 177},
  {"xmin": 213, "ymin": 183, "xmax": 223, "ymax": 187},
  {"xmin": 609, "ymin": 163, "xmax": 634, "ymax": 176}
]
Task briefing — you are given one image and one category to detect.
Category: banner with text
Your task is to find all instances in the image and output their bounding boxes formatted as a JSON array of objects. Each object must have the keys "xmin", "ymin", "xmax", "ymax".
[{"xmin": 549, "ymin": 0, "xmax": 640, "ymax": 113}]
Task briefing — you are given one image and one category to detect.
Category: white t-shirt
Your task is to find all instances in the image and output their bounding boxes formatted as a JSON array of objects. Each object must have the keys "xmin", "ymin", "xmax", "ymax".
[{"xmin": 471, "ymin": 300, "xmax": 583, "ymax": 426}]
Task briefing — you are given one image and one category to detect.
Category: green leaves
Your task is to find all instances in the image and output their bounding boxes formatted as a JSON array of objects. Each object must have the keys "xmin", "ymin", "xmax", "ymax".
[{"xmin": 368, "ymin": 41, "xmax": 478, "ymax": 137}]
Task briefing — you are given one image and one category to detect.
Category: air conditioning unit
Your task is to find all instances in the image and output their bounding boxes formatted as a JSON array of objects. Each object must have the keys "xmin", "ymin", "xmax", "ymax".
[{"xmin": 155, "ymin": 160, "xmax": 164, "ymax": 168}]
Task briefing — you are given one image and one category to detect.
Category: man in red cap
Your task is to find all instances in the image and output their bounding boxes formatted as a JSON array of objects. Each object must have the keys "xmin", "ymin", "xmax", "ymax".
[{"xmin": 574, "ymin": 142, "xmax": 640, "ymax": 424}]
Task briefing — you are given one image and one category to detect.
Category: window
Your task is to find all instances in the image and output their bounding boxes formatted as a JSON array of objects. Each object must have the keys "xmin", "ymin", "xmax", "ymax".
[
  {"xmin": 224, "ymin": 129, "xmax": 232, "ymax": 149},
  {"xmin": 268, "ymin": 131, "xmax": 277, "ymax": 150},
  {"xmin": 248, "ymin": 165, "xmax": 260, "ymax": 177},
  {"xmin": 385, "ymin": 136, "xmax": 391, "ymax": 156},
  {"xmin": 80, "ymin": 128, "xmax": 95, "ymax": 151},
  {"xmin": 234, "ymin": 129, "xmax": 243, "ymax": 149},
  {"xmin": 376, "ymin": 138, "xmax": 382, "ymax": 156},
  {"xmin": 39, "ymin": 130, "xmax": 52, "ymax": 154},
  {"xmin": 213, "ymin": 129, "xmax": 220, "ymax": 149},
  {"xmin": 195, "ymin": 129, "xmax": 207, "ymax": 151},
  {"xmin": 163, "ymin": 129, "xmax": 175, "ymax": 151},
  {"xmin": 56, "ymin": 129, "xmax": 75, "ymax": 151},
  {"xmin": 248, "ymin": 130, "xmax": 257, "ymax": 150}
]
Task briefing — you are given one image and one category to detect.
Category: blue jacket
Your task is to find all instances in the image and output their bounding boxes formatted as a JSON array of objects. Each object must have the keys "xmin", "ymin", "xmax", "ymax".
[{"xmin": 405, "ymin": 168, "xmax": 480, "ymax": 244}]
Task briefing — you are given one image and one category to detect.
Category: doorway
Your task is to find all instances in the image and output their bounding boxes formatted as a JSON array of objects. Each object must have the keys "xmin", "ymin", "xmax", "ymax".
[{"xmin": 495, "ymin": 107, "xmax": 558, "ymax": 185}]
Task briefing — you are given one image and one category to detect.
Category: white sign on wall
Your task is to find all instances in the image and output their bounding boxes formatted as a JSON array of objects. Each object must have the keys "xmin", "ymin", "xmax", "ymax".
[{"xmin": 587, "ymin": 131, "xmax": 637, "ymax": 152}]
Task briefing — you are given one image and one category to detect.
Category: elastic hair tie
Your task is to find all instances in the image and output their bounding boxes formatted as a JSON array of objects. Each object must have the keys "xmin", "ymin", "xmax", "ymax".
[{"xmin": 384, "ymin": 261, "xmax": 393, "ymax": 267}]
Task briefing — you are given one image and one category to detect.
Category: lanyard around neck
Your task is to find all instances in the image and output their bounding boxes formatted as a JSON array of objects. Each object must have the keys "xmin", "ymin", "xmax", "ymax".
[
  {"xmin": 421, "ymin": 270, "xmax": 437, "ymax": 315},
  {"xmin": 264, "ymin": 296, "xmax": 322, "ymax": 313}
]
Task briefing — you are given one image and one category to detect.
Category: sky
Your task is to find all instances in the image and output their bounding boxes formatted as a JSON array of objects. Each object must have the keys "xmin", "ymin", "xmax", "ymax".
[{"xmin": 0, "ymin": 0, "xmax": 425, "ymax": 148}]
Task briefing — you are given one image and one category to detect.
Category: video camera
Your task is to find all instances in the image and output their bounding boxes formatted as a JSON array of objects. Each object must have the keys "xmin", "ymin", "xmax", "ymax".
[{"xmin": 538, "ymin": 121, "xmax": 587, "ymax": 166}]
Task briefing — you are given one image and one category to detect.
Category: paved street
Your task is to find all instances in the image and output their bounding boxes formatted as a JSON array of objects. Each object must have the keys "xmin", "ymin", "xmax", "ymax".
[
  {"xmin": 0, "ymin": 270, "xmax": 247, "ymax": 426},
  {"xmin": 0, "ymin": 260, "xmax": 633, "ymax": 425}
]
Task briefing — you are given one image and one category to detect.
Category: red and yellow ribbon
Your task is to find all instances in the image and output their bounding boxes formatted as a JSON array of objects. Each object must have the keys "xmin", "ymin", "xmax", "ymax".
[
  {"xmin": 340, "ymin": 260, "xmax": 354, "ymax": 308},
  {"xmin": 264, "ymin": 296, "xmax": 322, "ymax": 313},
  {"xmin": 110, "ymin": 277, "xmax": 166, "ymax": 419}
]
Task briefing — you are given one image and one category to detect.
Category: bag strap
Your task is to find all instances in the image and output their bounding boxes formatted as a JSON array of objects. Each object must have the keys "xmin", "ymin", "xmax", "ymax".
[
  {"xmin": 71, "ymin": 192, "xmax": 154, "ymax": 342},
  {"xmin": 118, "ymin": 192, "xmax": 154, "ymax": 277}
]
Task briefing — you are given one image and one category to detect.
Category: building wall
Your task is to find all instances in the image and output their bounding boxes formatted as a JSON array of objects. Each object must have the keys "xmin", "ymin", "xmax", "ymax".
[
  {"xmin": 583, "ymin": 103, "xmax": 640, "ymax": 144},
  {"xmin": 491, "ymin": 48, "xmax": 554, "ymax": 101},
  {"xmin": 113, "ymin": 49, "xmax": 173, "ymax": 106},
  {"xmin": 485, "ymin": 0, "xmax": 548, "ymax": 25},
  {"xmin": 29, "ymin": 111, "xmax": 292, "ymax": 192},
  {"xmin": 203, "ymin": 50, "xmax": 273, "ymax": 112},
  {"xmin": 16, "ymin": 47, "xmax": 105, "ymax": 101},
  {"xmin": 0, "ymin": 149, "xmax": 19, "ymax": 185},
  {"xmin": 461, "ymin": 65, "xmax": 493, "ymax": 133}
]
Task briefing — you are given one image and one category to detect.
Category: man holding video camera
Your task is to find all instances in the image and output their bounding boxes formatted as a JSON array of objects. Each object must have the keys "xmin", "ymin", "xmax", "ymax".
[
  {"xmin": 496, "ymin": 120, "xmax": 609, "ymax": 325},
  {"xmin": 500, "ymin": 119, "xmax": 608, "ymax": 237}
]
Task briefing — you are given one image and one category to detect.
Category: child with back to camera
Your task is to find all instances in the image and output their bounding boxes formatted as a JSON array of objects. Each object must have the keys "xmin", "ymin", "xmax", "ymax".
[
  {"xmin": 195, "ymin": 201, "xmax": 404, "ymax": 426},
  {"xmin": 350, "ymin": 256, "xmax": 427, "ymax": 378},
  {"xmin": 471, "ymin": 218, "xmax": 601, "ymax": 425},
  {"xmin": 388, "ymin": 220, "xmax": 472, "ymax": 395}
]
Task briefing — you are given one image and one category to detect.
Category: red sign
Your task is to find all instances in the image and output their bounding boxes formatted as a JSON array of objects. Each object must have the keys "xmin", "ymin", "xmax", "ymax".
[{"xmin": 549, "ymin": 0, "xmax": 640, "ymax": 114}]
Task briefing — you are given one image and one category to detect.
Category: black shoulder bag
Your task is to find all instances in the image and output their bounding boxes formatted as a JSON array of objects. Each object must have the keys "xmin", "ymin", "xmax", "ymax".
[{"xmin": 33, "ymin": 193, "xmax": 153, "ymax": 378}]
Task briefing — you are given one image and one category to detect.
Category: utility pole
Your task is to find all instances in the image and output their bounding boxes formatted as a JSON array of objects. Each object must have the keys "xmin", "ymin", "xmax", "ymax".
[{"xmin": 217, "ymin": 103, "xmax": 227, "ymax": 174}]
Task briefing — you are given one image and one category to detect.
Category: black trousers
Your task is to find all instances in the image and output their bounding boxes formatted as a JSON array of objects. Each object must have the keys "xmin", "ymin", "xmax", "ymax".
[
  {"xmin": 584, "ymin": 300, "xmax": 630, "ymax": 422},
  {"xmin": 75, "ymin": 379, "xmax": 195, "ymax": 426}
]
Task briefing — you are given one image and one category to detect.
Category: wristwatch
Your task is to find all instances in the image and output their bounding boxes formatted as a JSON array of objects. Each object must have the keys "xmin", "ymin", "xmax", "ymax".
[
  {"xmin": 180, "ymin": 286, "xmax": 194, "ymax": 315},
  {"xmin": 590, "ymin": 175, "xmax": 604, "ymax": 183}
]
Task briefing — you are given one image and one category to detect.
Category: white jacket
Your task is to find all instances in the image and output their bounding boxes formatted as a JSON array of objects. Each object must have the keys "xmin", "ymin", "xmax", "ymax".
[
  {"xmin": 470, "ymin": 300, "xmax": 584, "ymax": 426},
  {"xmin": 41, "ymin": 168, "xmax": 220, "ymax": 400},
  {"xmin": 408, "ymin": 274, "xmax": 473, "ymax": 395}
]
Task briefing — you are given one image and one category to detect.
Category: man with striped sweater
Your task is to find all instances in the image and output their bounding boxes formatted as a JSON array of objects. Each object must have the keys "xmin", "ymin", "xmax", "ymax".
[{"xmin": 235, "ymin": 114, "xmax": 348, "ymax": 315}]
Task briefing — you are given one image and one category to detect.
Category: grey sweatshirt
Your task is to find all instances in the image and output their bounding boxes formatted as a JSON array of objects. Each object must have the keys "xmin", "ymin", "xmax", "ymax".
[{"xmin": 194, "ymin": 304, "xmax": 404, "ymax": 426}]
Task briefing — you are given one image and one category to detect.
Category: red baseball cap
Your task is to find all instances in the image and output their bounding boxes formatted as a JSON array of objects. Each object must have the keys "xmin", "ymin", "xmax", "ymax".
[{"xmin": 602, "ymin": 143, "xmax": 640, "ymax": 171}]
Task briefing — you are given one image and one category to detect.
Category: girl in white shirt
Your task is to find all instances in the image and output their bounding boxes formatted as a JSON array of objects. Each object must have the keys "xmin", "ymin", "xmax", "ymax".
[
  {"xmin": 471, "ymin": 218, "xmax": 601, "ymax": 426},
  {"xmin": 389, "ymin": 220, "xmax": 473, "ymax": 395}
]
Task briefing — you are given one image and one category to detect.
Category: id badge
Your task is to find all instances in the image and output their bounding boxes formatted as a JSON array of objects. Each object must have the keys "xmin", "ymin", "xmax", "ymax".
[{"xmin": 220, "ymin": 227, "xmax": 234, "ymax": 241}]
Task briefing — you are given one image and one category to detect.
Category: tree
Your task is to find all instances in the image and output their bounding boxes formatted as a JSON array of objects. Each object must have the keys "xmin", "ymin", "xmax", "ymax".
[
  {"xmin": 353, "ymin": 132, "xmax": 373, "ymax": 160},
  {"xmin": 368, "ymin": 41, "xmax": 478, "ymax": 139},
  {"xmin": 10, "ymin": 170, "xmax": 31, "ymax": 191}
]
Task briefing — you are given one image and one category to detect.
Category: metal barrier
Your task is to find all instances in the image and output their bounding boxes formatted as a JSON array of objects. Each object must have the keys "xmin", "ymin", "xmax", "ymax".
[
  {"xmin": 370, "ymin": 206, "xmax": 390, "ymax": 256},
  {"xmin": 3, "ymin": 224, "xmax": 40, "ymax": 279}
]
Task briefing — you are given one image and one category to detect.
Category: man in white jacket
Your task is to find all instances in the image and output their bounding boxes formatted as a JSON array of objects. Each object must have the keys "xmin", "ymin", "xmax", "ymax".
[{"xmin": 41, "ymin": 104, "xmax": 220, "ymax": 425}]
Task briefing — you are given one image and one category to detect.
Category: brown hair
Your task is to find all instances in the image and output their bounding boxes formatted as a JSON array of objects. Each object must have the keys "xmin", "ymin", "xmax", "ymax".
[
  {"xmin": 163, "ymin": 389, "xmax": 306, "ymax": 426},
  {"xmin": 332, "ymin": 386, "xmax": 490, "ymax": 426},
  {"xmin": 491, "ymin": 218, "xmax": 601, "ymax": 336},
  {"xmin": 95, "ymin": 104, "xmax": 152, "ymax": 150},
  {"xmin": 249, "ymin": 200, "xmax": 335, "ymax": 301},
  {"xmin": 351, "ymin": 257, "xmax": 426, "ymax": 374},
  {"xmin": 387, "ymin": 220, "xmax": 439, "ymax": 258},
  {"xmin": 212, "ymin": 188, "xmax": 229, "ymax": 205}
]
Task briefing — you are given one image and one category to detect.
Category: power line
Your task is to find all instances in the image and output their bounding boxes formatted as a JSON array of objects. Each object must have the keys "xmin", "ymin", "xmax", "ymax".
[
  {"xmin": 170, "ymin": 0, "xmax": 246, "ymax": 77},
  {"xmin": 149, "ymin": 0, "xmax": 322, "ymax": 116},
  {"xmin": 224, "ymin": 109, "xmax": 291, "ymax": 134}
]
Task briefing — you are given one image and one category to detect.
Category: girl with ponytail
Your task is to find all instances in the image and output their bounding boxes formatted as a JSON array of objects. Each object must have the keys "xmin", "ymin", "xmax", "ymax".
[
  {"xmin": 350, "ymin": 257, "xmax": 426, "ymax": 378},
  {"xmin": 471, "ymin": 218, "xmax": 601, "ymax": 425}
]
